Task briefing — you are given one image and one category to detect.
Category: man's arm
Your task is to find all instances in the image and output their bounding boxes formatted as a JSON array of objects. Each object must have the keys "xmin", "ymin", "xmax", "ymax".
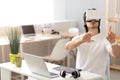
[
  {"xmin": 106, "ymin": 30, "xmax": 120, "ymax": 58},
  {"xmin": 65, "ymin": 32, "xmax": 94, "ymax": 51},
  {"xmin": 65, "ymin": 39, "xmax": 84, "ymax": 50},
  {"xmin": 111, "ymin": 44, "xmax": 120, "ymax": 58}
]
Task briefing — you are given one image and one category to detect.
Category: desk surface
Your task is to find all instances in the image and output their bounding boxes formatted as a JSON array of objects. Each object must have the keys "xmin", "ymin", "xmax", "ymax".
[
  {"xmin": 0, "ymin": 60, "xmax": 103, "ymax": 80},
  {"xmin": 0, "ymin": 31, "xmax": 74, "ymax": 45}
]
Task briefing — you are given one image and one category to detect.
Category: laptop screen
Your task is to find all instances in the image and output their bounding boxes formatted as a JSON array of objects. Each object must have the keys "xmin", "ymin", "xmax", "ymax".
[{"xmin": 21, "ymin": 25, "xmax": 35, "ymax": 35}]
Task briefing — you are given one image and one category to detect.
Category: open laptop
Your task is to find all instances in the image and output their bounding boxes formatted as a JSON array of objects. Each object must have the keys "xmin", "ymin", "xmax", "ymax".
[
  {"xmin": 21, "ymin": 25, "xmax": 36, "ymax": 37},
  {"xmin": 22, "ymin": 52, "xmax": 59, "ymax": 78}
]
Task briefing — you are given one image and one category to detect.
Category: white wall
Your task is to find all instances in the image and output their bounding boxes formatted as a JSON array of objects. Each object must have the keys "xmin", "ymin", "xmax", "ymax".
[
  {"xmin": 116, "ymin": 0, "xmax": 120, "ymax": 36},
  {"xmin": 53, "ymin": 0, "xmax": 66, "ymax": 20}
]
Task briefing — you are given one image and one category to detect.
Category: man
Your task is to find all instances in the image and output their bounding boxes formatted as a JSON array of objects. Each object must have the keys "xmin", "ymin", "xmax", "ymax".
[{"xmin": 65, "ymin": 8, "xmax": 120, "ymax": 80}]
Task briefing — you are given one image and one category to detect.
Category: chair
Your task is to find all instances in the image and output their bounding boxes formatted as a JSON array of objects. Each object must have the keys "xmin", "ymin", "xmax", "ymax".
[
  {"xmin": 68, "ymin": 27, "xmax": 79, "ymax": 35},
  {"xmin": 42, "ymin": 38, "xmax": 69, "ymax": 66},
  {"xmin": 67, "ymin": 27, "xmax": 79, "ymax": 67}
]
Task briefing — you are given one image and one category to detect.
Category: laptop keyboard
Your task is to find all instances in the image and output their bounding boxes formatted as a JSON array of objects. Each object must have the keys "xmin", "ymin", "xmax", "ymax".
[
  {"xmin": 50, "ymin": 72, "xmax": 59, "ymax": 77},
  {"xmin": 53, "ymin": 66, "xmax": 81, "ymax": 73}
]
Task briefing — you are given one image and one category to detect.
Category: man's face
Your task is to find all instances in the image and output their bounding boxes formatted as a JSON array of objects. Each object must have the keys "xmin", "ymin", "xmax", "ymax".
[{"xmin": 85, "ymin": 19, "xmax": 99, "ymax": 29}]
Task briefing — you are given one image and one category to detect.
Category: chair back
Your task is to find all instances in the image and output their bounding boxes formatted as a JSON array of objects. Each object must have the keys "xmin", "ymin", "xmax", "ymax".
[{"xmin": 49, "ymin": 38, "xmax": 69, "ymax": 61}]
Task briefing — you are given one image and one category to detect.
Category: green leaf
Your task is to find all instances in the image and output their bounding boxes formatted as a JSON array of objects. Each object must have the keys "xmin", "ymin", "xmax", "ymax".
[{"xmin": 6, "ymin": 27, "xmax": 21, "ymax": 54}]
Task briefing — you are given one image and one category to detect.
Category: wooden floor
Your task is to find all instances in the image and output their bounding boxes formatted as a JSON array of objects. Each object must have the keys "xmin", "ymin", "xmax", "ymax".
[{"xmin": 110, "ymin": 69, "xmax": 120, "ymax": 80}]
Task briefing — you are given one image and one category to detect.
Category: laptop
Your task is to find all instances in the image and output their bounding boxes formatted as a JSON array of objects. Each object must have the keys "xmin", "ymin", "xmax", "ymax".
[
  {"xmin": 22, "ymin": 52, "xmax": 59, "ymax": 78},
  {"xmin": 21, "ymin": 25, "xmax": 36, "ymax": 37}
]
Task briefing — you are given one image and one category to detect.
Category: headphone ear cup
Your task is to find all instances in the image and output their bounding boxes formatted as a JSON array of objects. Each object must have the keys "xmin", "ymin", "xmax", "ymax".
[
  {"xmin": 71, "ymin": 70, "xmax": 80, "ymax": 78},
  {"xmin": 60, "ymin": 70, "xmax": 66, "ymax": 78},
  {"xmin": 77, "ymin": 72, "xmax": 80, "ymax": 77}
]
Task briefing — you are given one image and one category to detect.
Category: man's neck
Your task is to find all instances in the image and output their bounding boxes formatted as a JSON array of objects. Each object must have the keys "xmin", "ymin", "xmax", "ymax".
[{"xmin": 88, "ymin": 28, "xmax": 99, "ymax": 35}]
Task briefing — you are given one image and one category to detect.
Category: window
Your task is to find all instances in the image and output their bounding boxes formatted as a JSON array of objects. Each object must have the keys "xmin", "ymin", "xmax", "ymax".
[{"xmin": 0, "ymin": 0, "xmax": 54, "ymax": 27}]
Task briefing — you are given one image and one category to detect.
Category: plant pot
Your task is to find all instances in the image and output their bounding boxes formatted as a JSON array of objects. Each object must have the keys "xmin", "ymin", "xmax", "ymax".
[
  {"xmin": 9, "ymin": 54, "xmax": 21, "ymax": 64},
  {"xmin": 14, "ymin": 55, "xmax": 22, "ymax": 67}
]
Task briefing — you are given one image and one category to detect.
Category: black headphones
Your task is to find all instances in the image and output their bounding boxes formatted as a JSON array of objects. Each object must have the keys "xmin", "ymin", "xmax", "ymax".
[
  {"xmin": 60, "ymin": 69, "xmax": 81, "ymax": 79},
  {"xmin": 51, "ymin": 30, "xmax": 59, "ymax": 34}
]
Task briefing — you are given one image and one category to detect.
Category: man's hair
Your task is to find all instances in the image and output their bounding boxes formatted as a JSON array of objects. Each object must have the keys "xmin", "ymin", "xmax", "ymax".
[{"xmin": 83, "ymin": 8, "xmax": 101, "ymax": 33}]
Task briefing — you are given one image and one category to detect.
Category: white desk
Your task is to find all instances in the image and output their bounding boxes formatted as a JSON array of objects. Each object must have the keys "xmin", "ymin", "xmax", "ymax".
[
  {"xmin": 0, "ymin": 31, "xmax": 72, "ymax": 63},
  {"xmin": 0, "ymin": 60, "xmax": 103, "ymax": 80}
]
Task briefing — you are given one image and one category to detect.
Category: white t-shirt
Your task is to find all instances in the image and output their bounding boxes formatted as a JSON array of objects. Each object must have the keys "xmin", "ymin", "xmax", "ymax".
[{"xmin": 72, "ymin": 33, "xmax": 111, "ymax": 80}]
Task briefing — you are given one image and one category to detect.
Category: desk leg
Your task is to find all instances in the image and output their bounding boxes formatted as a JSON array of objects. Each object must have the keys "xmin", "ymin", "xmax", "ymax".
[
  {"xmin": 67, "ymin": 50, "xmax": 76, "ymax": 67},
  {"xmin": 1, "ymin": 68, "xmax": 11, "ymax": 80},
  {"xmin": 1, "ymin": 45, "xmax": 5, "ymax": 62},
  {"xmin": 21, "ymin": 74, "xmax": 25, "ymax": 80}
]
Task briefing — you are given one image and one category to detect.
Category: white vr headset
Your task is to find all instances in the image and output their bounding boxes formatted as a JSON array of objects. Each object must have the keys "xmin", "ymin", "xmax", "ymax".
[{"xmin": 86, "ymin": 9, "xmax": 101, "ymax": 21}]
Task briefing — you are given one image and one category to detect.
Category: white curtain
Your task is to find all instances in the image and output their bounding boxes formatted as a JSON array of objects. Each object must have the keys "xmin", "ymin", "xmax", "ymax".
[{"xmin": 0, "ymin": 0, "xmax": 54, "ymax": 27}]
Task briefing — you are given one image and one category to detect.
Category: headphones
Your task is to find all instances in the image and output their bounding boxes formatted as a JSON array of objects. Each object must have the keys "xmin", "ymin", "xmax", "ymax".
[
  {"xmin": 51, "ymin": 30, "xmax": 59, "ymax": 34},
  {"xmin": 42, "ymin": 29, "xmax": 59, "ymax": 35},
  {"xmin": 60, "ymin": 69, "xmax": 81, "ymax": 79}
]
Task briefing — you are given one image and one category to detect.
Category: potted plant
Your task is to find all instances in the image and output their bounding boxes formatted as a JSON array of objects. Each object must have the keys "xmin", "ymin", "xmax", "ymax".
[{"xmin": 6, "ymin": 27, "xmax": 22, "ymax": 64}]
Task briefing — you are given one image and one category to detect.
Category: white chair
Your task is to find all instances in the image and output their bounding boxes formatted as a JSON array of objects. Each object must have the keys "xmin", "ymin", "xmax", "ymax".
[
  {"xmin": 42, "ymin": 38, "xmax": 69, "ymax": 66},
  {"xmin": 68, "ymin": 27, "xmax": 79, "ymax": 35}
]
